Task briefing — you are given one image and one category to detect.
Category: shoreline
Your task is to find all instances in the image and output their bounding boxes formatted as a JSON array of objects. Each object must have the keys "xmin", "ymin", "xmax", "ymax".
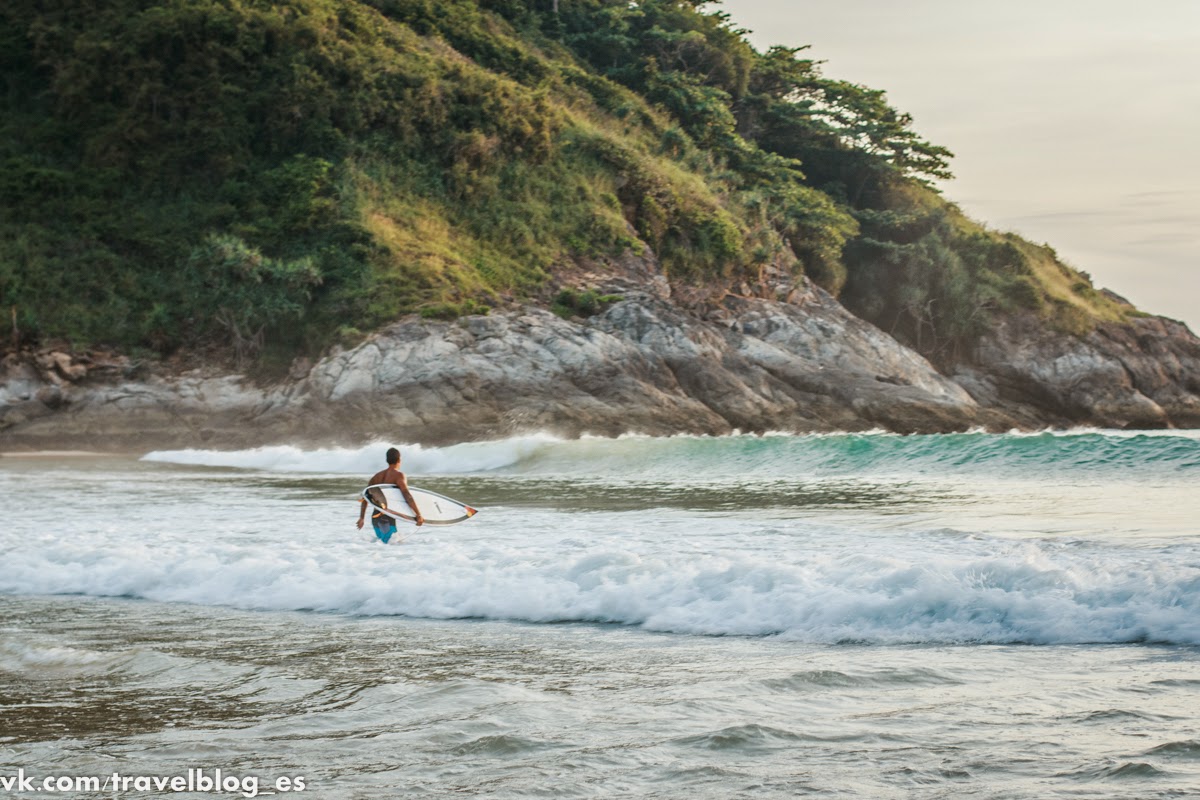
[{"xmin": 5, "ymin": 423, "xmax": 1200, "ymax": 461}]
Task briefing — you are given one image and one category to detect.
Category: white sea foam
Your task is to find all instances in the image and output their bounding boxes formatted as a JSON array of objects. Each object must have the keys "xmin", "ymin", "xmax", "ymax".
[
  {"xmin": 142, "ymin": 428, "xmax": 1200, "ymax": 479},
  {"xmin": 16, "ymin": 432, "xmax": 1200, "ymax": 646},
  {"xmin": 143, "ymin": 433, "xmax": 565, "ymax": 475},
  {"xmin": 3, "ymin": 520, "xmax": 1198, "ymax": 645}
]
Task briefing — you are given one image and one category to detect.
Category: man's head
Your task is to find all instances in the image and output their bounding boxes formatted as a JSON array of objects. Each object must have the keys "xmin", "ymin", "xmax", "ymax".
[{"xmin": 386, "ymin": 447, "xmax": 400, "ymax": 466}]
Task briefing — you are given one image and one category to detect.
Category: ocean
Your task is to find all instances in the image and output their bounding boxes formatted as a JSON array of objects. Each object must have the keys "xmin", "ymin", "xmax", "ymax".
[{"xmin": 2, "ymin": 430, "xmax": 1198, "ymax": 798}]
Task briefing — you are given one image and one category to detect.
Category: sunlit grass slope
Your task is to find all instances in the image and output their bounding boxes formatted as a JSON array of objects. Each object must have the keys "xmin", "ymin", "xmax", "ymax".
[{"xmin": 0, "ymin": 0, "xmax": 1127, "ymax": 367}]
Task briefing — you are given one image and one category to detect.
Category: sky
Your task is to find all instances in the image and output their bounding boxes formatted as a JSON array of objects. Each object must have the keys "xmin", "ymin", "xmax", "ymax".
[{"xmin": 721, "ymin": 0, "xmax": 1200, "ymax": 331}]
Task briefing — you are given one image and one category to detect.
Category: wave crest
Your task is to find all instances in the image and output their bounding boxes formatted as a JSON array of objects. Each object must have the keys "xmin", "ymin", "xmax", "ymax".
[
  {"xmin": 142, "ymin": 429, "xmax": 1200, "ymax": 478},
  {"xmin": 4, "ymin": 537, "xmax": 1198, "ymax": 646}
]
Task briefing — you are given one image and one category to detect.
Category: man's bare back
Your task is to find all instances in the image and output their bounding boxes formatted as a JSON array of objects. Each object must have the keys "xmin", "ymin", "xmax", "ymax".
[
  {"xmin": 369, "ymin": 466, "xmax": 405, "ymax": 488},
  {"xmin": 358, "ymin": 449, "xmax": 424, "ymax": 541}
]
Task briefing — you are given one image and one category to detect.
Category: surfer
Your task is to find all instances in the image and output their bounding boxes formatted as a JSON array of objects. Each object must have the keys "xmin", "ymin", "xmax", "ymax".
[{"xmin": 357, "ymin": 447, "xmax": 424, "ymax": 543}]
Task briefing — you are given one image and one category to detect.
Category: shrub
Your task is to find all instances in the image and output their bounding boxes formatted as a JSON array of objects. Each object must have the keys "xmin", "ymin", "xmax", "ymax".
[{"xmin": 552, "ymin": 288, "xmax": 623, "ymax": 318}]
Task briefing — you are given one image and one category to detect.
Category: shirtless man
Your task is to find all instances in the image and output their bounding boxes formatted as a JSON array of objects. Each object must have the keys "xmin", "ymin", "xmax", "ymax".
[{"xmin": 357, "ymin": 447, "xmax": 424, "ymax": 544}]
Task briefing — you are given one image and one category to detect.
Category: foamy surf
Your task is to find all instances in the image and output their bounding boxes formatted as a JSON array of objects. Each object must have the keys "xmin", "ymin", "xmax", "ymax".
[
  {"xmin": 7, "ymin": 435, "xmax": 1200, "ymax": 800},
  {"xmin": 3, "ymin": 521, "xmax": 1198, "ymax": 645},
  {"xmin": 141, "ymin": 433, "xmax": 565, "ymax": 475},
  {"xmin": 10, "ymin": 431, "xmax": 1200, "ymax": 645},
  {"xmin": 142, "ymin": 429, "xmax": 1200, "ymax": 478}
]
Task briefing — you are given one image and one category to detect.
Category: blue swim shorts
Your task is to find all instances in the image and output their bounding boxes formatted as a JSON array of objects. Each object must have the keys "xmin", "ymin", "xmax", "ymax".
[{"xmin": 371, "ymin": 515, "xmax": 398, "ymax": 544}]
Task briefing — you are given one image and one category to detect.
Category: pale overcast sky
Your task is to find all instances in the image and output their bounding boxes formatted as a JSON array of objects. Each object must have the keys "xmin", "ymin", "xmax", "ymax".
[{"xmin": 722, "ymin": 0, "xmax": 1200, "ymax": 331}]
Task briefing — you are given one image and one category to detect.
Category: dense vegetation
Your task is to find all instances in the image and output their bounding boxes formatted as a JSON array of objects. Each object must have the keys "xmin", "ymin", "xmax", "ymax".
[{"xmin": 0, "ymin": 0, "xmax": 1126, "ymax": 367}]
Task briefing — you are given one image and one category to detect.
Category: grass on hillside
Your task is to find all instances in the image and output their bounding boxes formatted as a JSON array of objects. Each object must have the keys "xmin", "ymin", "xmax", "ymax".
[{"xmin": 0, "ymin": 0, "xmax": 1132, "ymax": 368}]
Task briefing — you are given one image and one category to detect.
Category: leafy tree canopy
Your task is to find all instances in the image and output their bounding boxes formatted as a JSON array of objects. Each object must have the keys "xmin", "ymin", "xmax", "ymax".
[{"xmin": 0, "ymin": 0, "xmax": 1121, "ymax": 368}]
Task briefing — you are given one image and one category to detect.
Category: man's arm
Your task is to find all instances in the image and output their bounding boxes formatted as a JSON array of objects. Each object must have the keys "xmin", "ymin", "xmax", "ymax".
[
  {"xmin": 396, "ymin": 473, "xmax": 424, "ymax": 526},
  {"xmin": 359, "ymin": 470, "xmax": 381, "ymax": 530}
]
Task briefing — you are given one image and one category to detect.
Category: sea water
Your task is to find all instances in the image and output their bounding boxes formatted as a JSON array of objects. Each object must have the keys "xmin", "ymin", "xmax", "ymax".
[{"xmin": 1, "ymin": 430, "xmax": 1198, "ymax": 798}]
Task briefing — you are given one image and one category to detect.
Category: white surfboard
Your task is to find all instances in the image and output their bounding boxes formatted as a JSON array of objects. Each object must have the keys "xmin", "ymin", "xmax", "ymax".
[{"xmin": 362, "ymin": 484, "xmax": 478, "ymax": 526}]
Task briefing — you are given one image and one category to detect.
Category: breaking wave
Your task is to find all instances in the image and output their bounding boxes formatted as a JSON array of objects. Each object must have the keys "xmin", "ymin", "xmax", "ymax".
[
  {"xmin": 143, "ymin": 429, "xmax": 1200, "ymax": 479},
  {"xmin": 4, "ymin": 529, "xmax": 1198, "ymax": 645}
]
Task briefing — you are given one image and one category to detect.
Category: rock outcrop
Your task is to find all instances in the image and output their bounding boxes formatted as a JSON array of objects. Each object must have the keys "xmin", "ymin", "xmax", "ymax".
[
  {"xmin": 951, "ymin": 313, "xmax": 1200, "ymax": 429},
  {"xmin": 2, "ymin": 283, "xmax": 1198, "ymax": 451}
]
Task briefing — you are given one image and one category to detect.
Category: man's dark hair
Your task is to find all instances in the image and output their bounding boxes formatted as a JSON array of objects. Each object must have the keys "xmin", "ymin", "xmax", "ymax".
[{"xmin": 386, "ymin": 447, "xmax": 400, "ymax": 465}]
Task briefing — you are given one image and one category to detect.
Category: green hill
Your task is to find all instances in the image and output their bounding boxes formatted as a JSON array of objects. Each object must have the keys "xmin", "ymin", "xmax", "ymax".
[{"xmin": 0, "ymin": 0, "xmax": 1127, "ymax": 368}]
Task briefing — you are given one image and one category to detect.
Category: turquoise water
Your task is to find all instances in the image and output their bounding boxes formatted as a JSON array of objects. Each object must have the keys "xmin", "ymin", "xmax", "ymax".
[{"xmin": 2, "ymin": 430, "xmax": 1199, "ymax": 797}]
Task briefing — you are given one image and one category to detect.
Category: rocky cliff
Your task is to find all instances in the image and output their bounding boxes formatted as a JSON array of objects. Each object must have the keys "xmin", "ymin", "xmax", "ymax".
[{"xmin": 3, "ymin": 267, "xmax": 1198, "ymax": 452}]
